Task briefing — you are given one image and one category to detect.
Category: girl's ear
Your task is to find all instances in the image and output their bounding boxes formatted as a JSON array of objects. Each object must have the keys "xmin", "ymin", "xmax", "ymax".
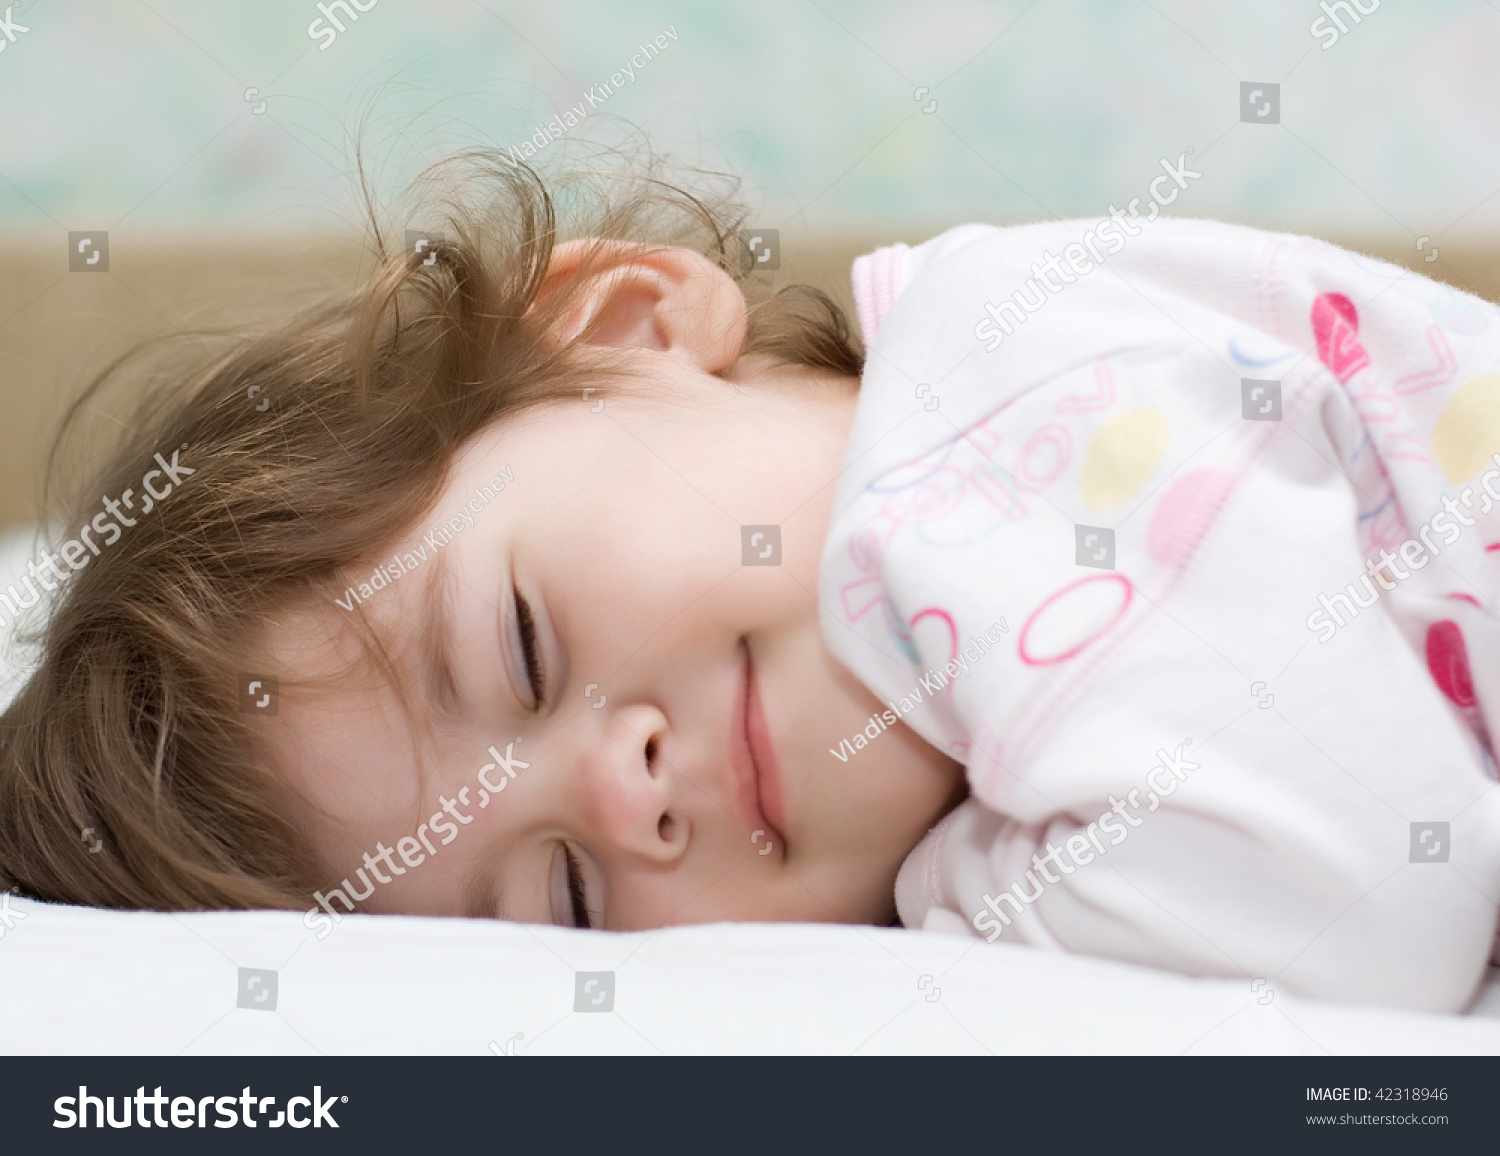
[{"xmin": 535, "ymin": 239, "xmax": 747, "ymax": 374}]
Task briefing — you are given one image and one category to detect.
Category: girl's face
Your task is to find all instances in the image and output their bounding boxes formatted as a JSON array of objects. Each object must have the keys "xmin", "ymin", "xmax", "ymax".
[{"xmin": 255, "ymin": 244, "xmax": 966, "ymax": 931}]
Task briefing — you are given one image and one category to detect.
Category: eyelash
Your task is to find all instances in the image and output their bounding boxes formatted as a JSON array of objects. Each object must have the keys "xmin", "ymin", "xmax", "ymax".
[
  {"xmin": 513, "ymin": 587, "xmax": 545, "ymax": 709},
  {"xmin": 565, "ymin": 844, "xmax": 592, "ymax": 929}
]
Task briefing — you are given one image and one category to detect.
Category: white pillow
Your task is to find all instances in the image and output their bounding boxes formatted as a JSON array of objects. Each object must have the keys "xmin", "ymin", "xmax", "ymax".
[
  {"xmin": 0, "ymin": 524, "xmax": 41, "ymax": 712},
  {"xmin": 0, "ymin": 899, "xmax": 1497, "ymax": 1054}
]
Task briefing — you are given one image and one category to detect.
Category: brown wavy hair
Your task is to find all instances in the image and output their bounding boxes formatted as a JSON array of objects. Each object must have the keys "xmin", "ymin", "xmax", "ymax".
[{"xmin": 0, "ymin": 147, "xmax": 862, "ymax": 911}]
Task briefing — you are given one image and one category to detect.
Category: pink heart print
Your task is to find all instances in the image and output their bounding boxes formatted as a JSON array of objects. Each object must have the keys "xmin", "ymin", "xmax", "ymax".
[
  {"xmin": 1426, "ymin": 620, "xmax": 1477, "ymax": 709},
  {"xmin": 1311, "ymin": 292, "xmax": 1371, "ymax": 383}
]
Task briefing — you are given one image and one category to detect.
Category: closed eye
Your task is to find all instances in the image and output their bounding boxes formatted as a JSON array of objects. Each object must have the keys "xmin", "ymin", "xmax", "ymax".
[
  {"xmin": 549, "ymin": 842, "xmax": 594, "ymax": 929},
  {"xmin": 513, "ymin": 586, "xmax": 545, "ymax": 708},
  {"xmin": 565, "ymin": 845, "xmax": 591, "ymax": 929}
]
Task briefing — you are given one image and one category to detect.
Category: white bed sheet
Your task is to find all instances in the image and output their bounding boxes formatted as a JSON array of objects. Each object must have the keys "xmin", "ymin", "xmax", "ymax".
[
  {"xmin": 1, "ymin": 898, "xmax": 1498, "ymax": 1055},
  {"xmin": 0, "ymin": 524, "xmax": 38, "ymax": 715},
  {"xmin": 1, "ymin": 525, "xmax": 1497, "ymax": 1054}
]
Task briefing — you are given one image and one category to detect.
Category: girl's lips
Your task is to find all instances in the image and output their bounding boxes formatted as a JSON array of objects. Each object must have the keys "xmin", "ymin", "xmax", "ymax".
[
  {"xmin": 731, "ymin": 641, "xmax": 787, "ymax": 849},
  {"xmin": 744, "ymin": 646, "xmax": 787, "ymax": 839}
]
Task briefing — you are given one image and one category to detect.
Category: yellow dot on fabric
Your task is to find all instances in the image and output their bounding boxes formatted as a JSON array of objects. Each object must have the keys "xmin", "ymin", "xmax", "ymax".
[
  {"xmin": 1432, "ymin": 374, "xmax": 1500, "ymax": 482},
  {"xmin": 1079, "ymin": 407, "xmax": 1170, "ymax": 509}
]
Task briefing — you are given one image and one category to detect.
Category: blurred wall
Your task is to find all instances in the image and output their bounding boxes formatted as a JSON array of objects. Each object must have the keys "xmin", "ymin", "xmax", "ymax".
[{"xmin": 2, "ymin": 0, "xmax": 1499, "ymax": 526}]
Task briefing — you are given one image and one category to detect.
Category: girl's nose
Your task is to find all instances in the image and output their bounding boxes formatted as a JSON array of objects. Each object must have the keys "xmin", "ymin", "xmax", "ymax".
[{"xmin": 577, "ymin": 703, "xmax": 685, "ymax": 863}]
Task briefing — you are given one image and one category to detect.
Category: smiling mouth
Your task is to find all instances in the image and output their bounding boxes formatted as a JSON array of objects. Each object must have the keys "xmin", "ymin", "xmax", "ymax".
[{"xmin": 733, "ymin": 640, "xmax": 787, "ymax": 854}]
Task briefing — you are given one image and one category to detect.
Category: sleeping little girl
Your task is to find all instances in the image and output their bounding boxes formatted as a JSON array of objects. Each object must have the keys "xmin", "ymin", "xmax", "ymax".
[{"xmin": 2, "ymin": 149, "xmax": 1496, "ymax": 1015}]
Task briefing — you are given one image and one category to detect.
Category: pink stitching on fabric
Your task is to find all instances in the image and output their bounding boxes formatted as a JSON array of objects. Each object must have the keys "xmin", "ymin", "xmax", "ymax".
[{"xmin": 851, "ymin": 244, "xmax": 909, "ymax": 346}]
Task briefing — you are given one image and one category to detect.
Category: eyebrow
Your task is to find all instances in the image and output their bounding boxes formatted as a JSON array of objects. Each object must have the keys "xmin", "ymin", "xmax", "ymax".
[
  {"xmin": 422, "ymin": 554, "xmax": 517, "ymax": 922},
  {"xmin": 416, "ymin": 550, "xmax": 463, "ymax": 730},
  {"xmin": 416, "ymin": 558, "xmax": 512, "ymax": 921},
  {"xmin": 415, "ymin": 543, "xmax": 547, "ymax": 925},
  {"xmin": 462, "ymin": 853, "xmax": 505, "ymax": 920}
]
